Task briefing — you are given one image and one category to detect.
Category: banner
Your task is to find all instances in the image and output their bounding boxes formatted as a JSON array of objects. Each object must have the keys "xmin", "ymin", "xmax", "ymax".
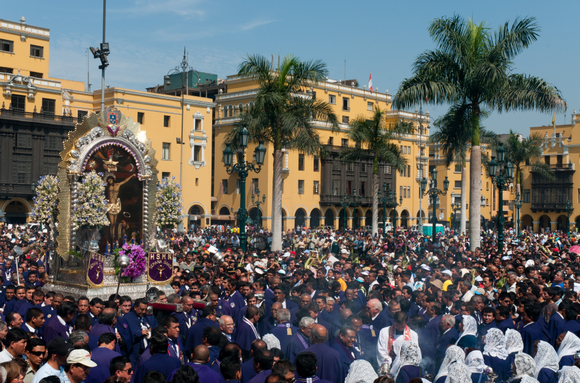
[
  {"xmin": 86, "ymin": 252, "xmax": 104, "ymax": 288},
  {"xmin": 148, "ymin": 252, "xmax": 172, "ymax": 283}
]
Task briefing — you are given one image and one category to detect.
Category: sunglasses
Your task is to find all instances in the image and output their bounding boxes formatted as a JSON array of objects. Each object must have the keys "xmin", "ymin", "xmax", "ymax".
[
  {"xmin": 122, "ymin": 368, "xmax": 133, "ymax": 374},
  {"xmin": 28, "ymin": 351, "xmax": 45, "ymax": 357}
]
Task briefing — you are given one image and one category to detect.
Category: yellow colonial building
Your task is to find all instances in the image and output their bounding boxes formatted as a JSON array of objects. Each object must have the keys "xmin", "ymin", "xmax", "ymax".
[
  {"xmin": 0, "ymin": 17, "xmax": 214, "ymax": 227},
  {"xmin": 213, "ymin": 74, "xmax": 431, "ymax": 231},
  {"xmin": 519, "ymin": 112, "xmax": 580, "ymax": 232}
]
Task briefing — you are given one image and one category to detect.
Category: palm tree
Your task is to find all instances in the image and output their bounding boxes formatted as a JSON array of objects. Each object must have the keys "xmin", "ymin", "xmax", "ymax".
[
  {"xmin": 504, "ymin": 130, "xmax": 554, "ymax": 194},
  {"xmin": 393, "ymin": 15, "xmax": 566, "ymax": 250},
  {"xmin": 340, "ymin": 107, "xmax": 413, "ymax": 235},
  {"xmin": 431, "ymin": 107, "xmax": 498, "ymax": 234},
  {"xmin": 226, "ymin": 54, "xmax": 339, "ymax": 251}
]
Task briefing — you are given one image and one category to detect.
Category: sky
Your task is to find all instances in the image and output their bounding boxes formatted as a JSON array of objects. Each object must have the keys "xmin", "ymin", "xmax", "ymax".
[{"xmin": 3, "ymin": 0, "xmax": 579, "ymax": 136}]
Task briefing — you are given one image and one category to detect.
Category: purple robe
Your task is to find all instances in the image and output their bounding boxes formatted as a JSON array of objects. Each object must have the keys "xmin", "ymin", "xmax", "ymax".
[
  {"xmin": 90, "ymin": 347, "xmax": 121, "ymax": 370},
  {"xmin": 270, "ymin": 323, "xmax": 298, "ymax": 353},
  {"xmin": 303, "ymin": 343, "xmax": 344, "ymax": 383},
  {"xmin": 184, "ymin": 317, "xmax": 220, "ymax": 355},
  {"xmin": 241, "ymin": 358, "xmax": 257, "ymax": 383},
  {"xmin": 234, "ymin": 319, "xmax": 259, "ymax": 352},
  {"xmin": 286, "ymin": 331, "xmax": 310, "ymax": 363},
  {"xmin": 248, "ymin": 369, "xmax": 271, "ymax": 383},
  {"xmin": 43, "ymin": 315, "xmax": 71, "ymax": 343},
  {"xmin": 520, "ymin": 321, "xmax": 548, "ymax": 355},
  {"xmin": 90, "ymin": 323, "xmax": 121, "ymax": 353},
  {"xmin": 133, "ymin": 353, "xmax": 181, "ymax": 383}
]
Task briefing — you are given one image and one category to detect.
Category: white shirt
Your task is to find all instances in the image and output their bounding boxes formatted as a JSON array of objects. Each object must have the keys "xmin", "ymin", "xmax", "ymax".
[
  {"xmin": 376, "ymin": 326, "xmax": 418, "ymax": 366},
  {"xmin": 0, "ymin": 349, "xmax": 14, "ymax": 363},
  {"xmin": 31, "ymin": 363, "xmax": 60, "ymax": 383}
]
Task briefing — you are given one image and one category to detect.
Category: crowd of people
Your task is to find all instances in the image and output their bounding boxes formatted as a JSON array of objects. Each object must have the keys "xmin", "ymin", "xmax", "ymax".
[{"xmin": 0, "ymin": 223, "xmax": 580, "ymax": 383}]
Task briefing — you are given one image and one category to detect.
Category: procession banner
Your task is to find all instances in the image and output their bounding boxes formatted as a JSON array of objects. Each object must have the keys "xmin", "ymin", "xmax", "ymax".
[
  {"xmin": 86, "ymin": 252, "xmax": 104, "ymax": 288},
  {"xmin": 148, "ymin": 252, "xmax": 172, "ymax": 283}
]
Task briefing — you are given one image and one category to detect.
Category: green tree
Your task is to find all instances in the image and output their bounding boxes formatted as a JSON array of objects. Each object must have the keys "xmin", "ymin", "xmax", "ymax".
[
  {"xmin": 393, "ymin": 15, "xmax": 566, "ymax": 250},
  {"xmin": 504, "ymin": 130, "xmax": 554, "ymax": 193},
  {"xmin": 340, "ymin": 107, "xmax": 412, "ymax": 235},
  {"xmin": 227, "ymin": 54, "xmax": 338, "ymax": 250}
]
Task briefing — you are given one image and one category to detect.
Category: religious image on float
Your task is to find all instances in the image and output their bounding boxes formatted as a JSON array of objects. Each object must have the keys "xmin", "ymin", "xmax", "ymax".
[{"xmin": 84, "ymin": 144, "xmax": 143, "ymax": 252}]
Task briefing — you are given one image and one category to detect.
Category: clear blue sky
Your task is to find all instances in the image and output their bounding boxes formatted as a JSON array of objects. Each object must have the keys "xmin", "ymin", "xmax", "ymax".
[{"xmin": 4, "ymin": 0, "xmax": 579, "ymax": 135}]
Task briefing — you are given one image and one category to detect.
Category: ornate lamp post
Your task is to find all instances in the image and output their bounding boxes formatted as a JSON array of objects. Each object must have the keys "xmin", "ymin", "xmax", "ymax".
[
  {"xmin": 379, "ymin": 183, "xmax": 388, "ymax": 235},
  {"xmin": 349, "ymin": 189, "xmax": 363, "ymax": 229},
  {"xmin": 488, "ymin": 142, "xmax": 514, "ymax": 254},
  {"xmin": 116, "ymin": 253, "xmax": 129, "ymax": 297},
  {"xmin": 223, "ymin": 126, "xmax": 266, "ymax": 252},
  {"xmin": 566, "ymin": 199, "xmax": 573, "ymax": 234},
  {"xmin": 421, "ymin": 168, "xmax": 449, "ymax": 234},
  {"xmin": 386, "ymin": 190, "xmax": 402, "ymax": 229},
  {"xmin": 452, "ymin": 201, "xmax": 461, "ymax": 231},
  {"xmin": 514, "ymin": 192, "xmax": 523, "ymax": 235},
  {"xmin": 251, "ymin": 187, "xmax": 266, "ymax": 228}
]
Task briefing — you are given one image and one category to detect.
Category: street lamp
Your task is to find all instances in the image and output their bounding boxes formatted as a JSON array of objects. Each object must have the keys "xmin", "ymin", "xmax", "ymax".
[
  {"xmin": 452, "ymin": 201, "xmax": 461, "ymax": 231},
  {"xmin": 421, "ymin": 167, "xmax": 449, "ymax": 235},
  {"xmin": 223, "ymin": 127, "xmax": 266, "ymax": 253},
  {"xmin": 165, "ymin": 50, "xmax": 200, "ymax": 230},
  {"xmin": 514, "ymin": 192, "xmax": 523, "ymax": 235},
  {"xmin": 116, "ymin": 253, "xmax": 129, "ymax": 297},
  {"xmin": 251, "ymin": 187, "xmax": 266, "ymax": 228},
  {"xmin": 566, "ymin": 199, "xmax": 573, "ymax": 235},
  {"xmin": 89, "ymin": 0, "xmax": 110, "ymax": 113},
  {"xmin": 350, "ymin": 189, "xmax": 363, "ymax": 229},
  {"xmin": 487, "ymin": 142, "xmax": 514, "ymax": 254},
  {"xmin": 340, "ymin": 193, "xmax": 350, "ymax": 230},
  {"xmin": 386, "ymin": 189, "xmax": 402, "ymax": 230}
]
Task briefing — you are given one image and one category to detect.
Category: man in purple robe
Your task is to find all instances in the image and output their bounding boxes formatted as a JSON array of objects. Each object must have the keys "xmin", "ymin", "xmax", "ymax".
[
  {"xmin": 286, "ymin": 317, "xmax": 314, "ymax": 363},
  {"xmin": 43, "ymin": 301, "xmax": 77, "ymax": 343},
  {"xmin": 302, "ymin": 325, "xmax": 345, "ymax": 383},
  {"xmin": 248, "ymin": 349, "xmax": 273, "ymax": 383},
  {"xmin": 133, "ymin": 332, "xmax": 180, "ymax": 383},
  {"xmin": 331, "ymin": 326, "xmax": 360, "ymax": 376},
  {"xmin": 235, "ymin": 306, "xmax": 261, "ymax": 360},
  {"xmin": 241, "ymin": 340, "xmax": 267, "ymax": 383},
  {"xmin": 167, "ymin": 345, "xmax": 221, "ymax": 383},
  {"xmin": 520, "ymin": 303, "xmax": 549, "ymax": 355},
  {"xmin": 90, "ymin": 332, "xmax": 121, "ymax": 367},
  {"xmin": 90, "ymin": 308, "xmax": 121, "ymax": 353},
  {"xmin": 270, "ymin": 308, "xmax": 297, "ymax": 353},
  {"xmin": 184, "ymin": 305, "xmax": 219, "ymax": 356},
  {"xmin": 295, "ymin": 352, "xmax": 334, "ymax": 383}
]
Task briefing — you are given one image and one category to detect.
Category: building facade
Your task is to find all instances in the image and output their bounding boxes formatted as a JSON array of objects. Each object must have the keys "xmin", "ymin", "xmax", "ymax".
[
  {"xmin": 213, "ymin": 74, "xmax": 431, "ymax": 230},
  {"xmin": 520, "ymin": 112, "xmax": 580, "ymax": 232},
  {"xmin": 0, "ymin": 18, "xmax": 215, "ymax": 227}
]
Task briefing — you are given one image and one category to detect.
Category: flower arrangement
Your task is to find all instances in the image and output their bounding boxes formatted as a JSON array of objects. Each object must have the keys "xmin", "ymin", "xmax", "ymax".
[
  {"xmin": 114, "ymin": 243, "xmax": 147, "ymax": 279},
  {"xmin": 155, "ymin": 176, "xmax": 183, "ymax": 229},
  {"xmin": 72, "ymin": 171, "xmax": 110, "ymax": 229},
  {"xmin": 31, "ymin": 175, "xmax": 59, "ymax": 224}
]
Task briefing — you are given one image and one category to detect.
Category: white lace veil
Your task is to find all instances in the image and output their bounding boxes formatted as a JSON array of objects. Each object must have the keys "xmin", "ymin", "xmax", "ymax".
[
  {"xmin": 435, "ymin": 345, "xmax": 465, "ymax": 382},
  {"xmin": 483, "ymin": 328, "xmax": 509, "ymax": 359},
  {"xmin": 465, "ymin": 350, "xmax": 489, "ymax": 374},
  {"xmin": 262, "ymin": 333, "xmax": 281, "ymax": 350},
  {"xmin": 505, "ymin": 328, "xmax": 524, "ymax": 354},
  {"xmin": 534, "ymin": 340, "xmax": 559, "ymax": 379},
  {"xmin": 455, "ymin": 315, "xmax": 478, "ymax": 345},
  {"xmin": 399, "ymin": 341, "xmax": 422, "ymax": 369},
  {"xmin": 513, "ymin": 352, "xmax": 536, "ymax": 379},
  {"xmin": 558, "ymin": 366, "xmax": 580, "ymax": 383},
  {"xmin": 345, "ymin": 360, "xmax": 378, "ymax": 383},
  {"xmin": 520, "ymin": 377, "xmax": 540, "ymax": 383},
  {"xmin": 443, "ymin": 362, "xmax": 472, "ymax": 383},
  {"xmin": 557, "ymin": 331, "xmax": 580, "ymax": 360}
]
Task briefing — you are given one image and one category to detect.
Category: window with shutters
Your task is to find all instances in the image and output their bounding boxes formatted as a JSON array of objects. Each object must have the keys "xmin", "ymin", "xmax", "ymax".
[
  {"xmin": 162, "ymin": 172, "xmax": 170, "ymax": 179},
  {"xmin": 14, "ymin": 162, "xmax": 30, "ymax": 183},
  {"xmin": 298, "ymin": 180, "xmax": 304, "ymax": 195},
  {"xmin": 41, "ymin": 98, "xmax": 55, "ymax": 115},
  {"xmin": 11, "ymin": 95, "xmax": 25, "ymax": 113},
  {"xmin": 162, "ymin": 143, "xmax": 170, "ymax": 160},
  {"xmin": 313, "ymin": 181, "xmax": 319, "ymax": 195},
  {"xmin": 77, "ymin": 110, "xmax": 88, "ymax": 122},
  {"xmin": 455, "ymin": 180, "xmax": 462, "ymax": 188},
  {"xmin": 30, "ymin": 45, "xmax": 44, "ymax": 58},
  {"xmin": 137, "ymin": 112, "xmax": 144, "ymax": 124},
  {"xmin": 313, "ymin": 156, "xmax": 319, "ymax": 172},
  {"xmin": 164, "ymin": 115, "xmax": 170, "ymax": 127},
  {"xmin": 298, "ymin": 154, "xmax": 304, "ymax": 171},
  {"xmin": 333, "ymin": 180, "xmax": 340, "ymax": 196},
  {"xmin": 328, "ymin": 95, "xmax": 336, "ymax": 104},
  {"xmin": 0, "ymin": 39, "xmax": 14, "ymax": 53},
  {"xmin": 18, "ymin": 134, "xmax": 32, "ymax": 148}
]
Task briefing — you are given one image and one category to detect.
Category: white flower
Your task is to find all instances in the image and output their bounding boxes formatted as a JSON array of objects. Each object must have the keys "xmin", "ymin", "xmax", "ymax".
[
  {"xmin": 71, "ymin": 171, "xmax": 110, "ymax": 229},
  {"xmin": 156, "ymin": 176, "xmax": 183, "ymax": 229}
]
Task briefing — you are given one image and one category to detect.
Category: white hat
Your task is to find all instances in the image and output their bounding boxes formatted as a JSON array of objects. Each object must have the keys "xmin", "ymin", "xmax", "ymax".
[
  {"xmin": 361, "ymin": 270, "xmax": 369, "ymax": 276},
  {"xmin": 66, "ymin": 349, "xmax": 97, "ymax": 368},
  {"xmin": 442, "ymin": 270, "xmax": 452, "ymax": 276},
  {"xmin": 341, "ymin": 249, "xmax": 349, "ymax": 254}
]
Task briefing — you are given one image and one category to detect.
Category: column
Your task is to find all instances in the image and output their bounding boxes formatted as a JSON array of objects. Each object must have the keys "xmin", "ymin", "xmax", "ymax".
[
  {"xmin": 532, "ymin": 221, "xmax": 539, "ymax": 233},
  {"xmin": 347, "ymin": 217, "xmax": 353, "ymax": 229},
  {"xmin": 334, "ymin": 216, "xmax": 339, "ymax": 230},
  {"xmin": 550, "ymin": 221, "xmax": 558, "ymax": 232},
  {"xmin": 304, "ymin": 216, "xmax": 310, "ymax": 229}
]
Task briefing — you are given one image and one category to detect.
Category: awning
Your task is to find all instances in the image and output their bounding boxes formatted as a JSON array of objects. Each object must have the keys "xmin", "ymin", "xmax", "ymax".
[{"xmin": 212, "ymin": 215, "xmax": 234, "ymax": 221}]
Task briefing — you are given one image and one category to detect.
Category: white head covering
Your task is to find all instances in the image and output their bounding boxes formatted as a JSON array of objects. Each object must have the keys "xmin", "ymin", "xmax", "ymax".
[
  {"xmin": 455, "ymin": 315, "xmax": 477, "ymax": 345},
  {"xmin": 558, "ymin": 331, "xmax": 580, "ymax": 361},
  {"xmin": 520, "ymin": 377, "xmax": 540, "ymax": 383},
  {"xmin": 506, "ymin": 328, "xmax": 524, "ymax": 354},
  {"xmin": 534, "ymin": 340, "xmax": 559, "ymax": 379},
  {"xmin": 388, "ymin": 336, "xmax": 406, "ymax": 380},
  {"xmin": 394, "ymin": 341, "xmax": 422, "ymax": 381},
  {"xmin": 443, "ymin": 362, "xmax": 472, "ymax": 383},
  {"xmin": 513, "ymin": 352, "xmax": 536, "ymax": 380},
  {"xmin": 465, "ymin": 350, "xmax": 489, "ymax": 374},
  {"xmin": 559, "ymin": 366, "xmax": 580, "ymax": 383},
  {"xmin": 435, "ymin": 345, "xmax": 465, "ymax": 382},
  {"xmin": 344, "ymin": 360, "xmax": 378, "ymax": 383},
  {"xmin": 483, "ymin": 328, "xmax": 509, "ymax": 359},
  {"xmin": 262, "ymin": 333, "xmax": 281, "ymax": 350}
]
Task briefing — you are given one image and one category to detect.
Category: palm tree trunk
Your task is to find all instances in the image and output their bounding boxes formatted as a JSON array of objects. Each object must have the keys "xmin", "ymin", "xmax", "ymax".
[
  {"xmin": 372, "ymin": 172, "xmax": 379, "ymax": 236},
  {"xmin": 460, "ymin": 165, "xmax": 467, "ymax": 235},
  {"xmin": 469, "ymin": 114, "xmax": 482, "ymax": 250},
  {"xmin": 270, "ymin": 149, "xmax": 284, "ymax": 251}
]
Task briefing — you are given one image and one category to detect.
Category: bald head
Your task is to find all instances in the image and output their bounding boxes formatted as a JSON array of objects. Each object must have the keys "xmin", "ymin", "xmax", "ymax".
[
  {"xmin": 99, "ymin": 308, "xmax": 117, "ymax": 326},
  {"xmin": 192, "ymin": 345, "xmax": 210, "ymax": 363},
  {"xmin": 272, "ymin": 302, "xmax": 282, "ymax": 310},
  {"xmin": 251, "ymin": 340, "xmax": 267, "ymax": 356},
  {"xmin": 311, "ymin": 324, "xmax": 327, "ymax": 344}
]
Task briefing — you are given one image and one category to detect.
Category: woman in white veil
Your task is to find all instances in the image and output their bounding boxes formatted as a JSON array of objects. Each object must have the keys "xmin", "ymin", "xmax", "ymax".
[
  {"xmin": 456, "ymin": 315, "xmax": 478, "ymax": 349},
  {"xmin": 556, "ymin": 331, "xmax": 580, "ymax": 369},
  {"xmin": 505, "ymin": 329, "xmax": 524, "ymax": 356},
  {"xmin": 444, "ymin": 362, "xmax": 471, "ymax": 383},
  {"xmin": 381, "ymin": 336, "xmax": 405, "ymax": 379},
  {"xmin": 435, "ymin": 345, "xmax": 465, "ymax": 383},
  {"xmin": 558, "ymin": 366, "xmax": 580, "ymax": 383},
  {"xmin": 465, "ymin": 350, "xmax": 490, "ymax": 383},
  {"xmin": 394, "ymin": 341, "xmax": 422, "ymax": 383},
  {"xmin": 533, "ymin": 341, "xmax": 558, "ymax": 383},
  {"xmin": 512, "ymin": 352, "xmax": 539, "ymax": 383},
  {"xmin": 482, "ymin": 328, "xmax": 510, "ymax": 382},
  {"xmin": 344, "ymin": 360, "xmax": 377, "ymax": 383}
]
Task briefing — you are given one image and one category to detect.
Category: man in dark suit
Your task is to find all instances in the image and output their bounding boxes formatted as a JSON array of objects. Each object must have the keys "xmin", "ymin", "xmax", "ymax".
[
  {"xmin": 520, "ymin": 303, "xmax": 549, "ymax": 355},
  {"xmin": 273, "ymin": 285, "xmax": 299, "ymax": 322},
  {"xmin": 436, "ymin": 314, "xmax": 459, "ymax": 368},
  {"xmin": 184, "ymin": 306, "xmax": 219, "ymax": 357},
  {"xmin": 43, "ymin": 301, "xmax": 77, "ymax": 343},
  {"xmin": 116, "ymin": 298, "xmax": 158, "ymax": 366}
]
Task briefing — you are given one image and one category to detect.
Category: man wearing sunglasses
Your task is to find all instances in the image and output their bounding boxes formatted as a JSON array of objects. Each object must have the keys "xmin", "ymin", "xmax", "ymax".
[
  {"xmin": 109, "ymin": 356, "xmax": 133, "ymax": 383},
  {"xmin": 32, "ymin": 337, "xmax": 71, "ymax": 383},
  {"xmin": 24, "ymin": 338, "xmax": 46, "ymax": 383}
]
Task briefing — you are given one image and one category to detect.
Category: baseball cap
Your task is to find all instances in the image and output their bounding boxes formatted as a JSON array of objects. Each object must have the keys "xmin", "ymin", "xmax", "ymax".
[
  {"xmin": 67, "ymin": 349, "xmax": 97, "ymax": 367},
  {"xmin": 48, "ymin": 338, "xmax": 72, "ymax": 357}
]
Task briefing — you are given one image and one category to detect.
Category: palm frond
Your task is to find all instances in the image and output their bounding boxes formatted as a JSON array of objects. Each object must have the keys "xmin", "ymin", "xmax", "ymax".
[{"xmin": 491, "ymin": 74, "xmax": 567, "ymax": 113}]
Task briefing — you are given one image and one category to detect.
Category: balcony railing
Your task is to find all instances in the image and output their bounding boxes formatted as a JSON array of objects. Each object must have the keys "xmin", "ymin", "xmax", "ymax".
[
  {"xmin": 531, "ymin": 201, "xmax": 575, "ymax": 211},
  {"xmin": 319, "ymin": 194, "xmax": 372, "ymax": 206},
  {"xmin": 0, "ymin": 108, "xmax": 81, "ymax": 125}
]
